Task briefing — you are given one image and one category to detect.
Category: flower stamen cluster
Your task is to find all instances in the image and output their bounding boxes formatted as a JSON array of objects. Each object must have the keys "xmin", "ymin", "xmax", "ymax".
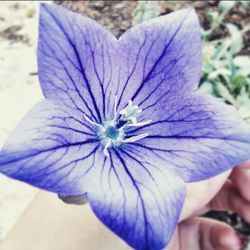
[{"xmin": 84, "ymin": 99, "xmax": 151, "ymax": 157}]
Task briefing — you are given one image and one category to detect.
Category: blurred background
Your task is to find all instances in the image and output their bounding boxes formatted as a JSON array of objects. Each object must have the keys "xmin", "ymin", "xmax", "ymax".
[{"xmin": 0, "ymin": 0, "xmax": 250, "ymax": 248}]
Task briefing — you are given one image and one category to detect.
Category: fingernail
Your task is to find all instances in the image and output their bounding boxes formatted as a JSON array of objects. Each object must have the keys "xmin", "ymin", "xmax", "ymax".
[
  {"xmin": 230, "ymin": 233, "xmax": 246, "ymax": 250},
  {"xmin": 235, "ymin": 233, "xmax": 245, "ymax": 249},
  {"xmin": 224, "ymin": 232, "xmax": 245, "ymax": 250}
]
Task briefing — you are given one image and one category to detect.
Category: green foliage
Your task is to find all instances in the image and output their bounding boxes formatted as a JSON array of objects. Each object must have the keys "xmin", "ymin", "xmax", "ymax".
[
  {"xmin": 132, "ymin": 1, "xmax": 161, "ymax": 25},
  {"xmin": 218, "ymin": 1, "xmax": 236, "ymax": 14},
  {"xmin": 200, "ymin": 1, "xmax": 250, "ymax": 123},
  {"xmin": 239, "ymin": 0, "xmax": 250, "ymax": 13}
]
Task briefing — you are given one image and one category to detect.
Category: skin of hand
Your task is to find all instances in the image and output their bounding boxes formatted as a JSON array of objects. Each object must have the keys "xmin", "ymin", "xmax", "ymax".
[
  {"xmin": 1, "ymin": 161, "xmax": 250, "ymax": 250},
  {"xmin": 167, "ymin": 161, "xmax": 250, "ymax": 250}
]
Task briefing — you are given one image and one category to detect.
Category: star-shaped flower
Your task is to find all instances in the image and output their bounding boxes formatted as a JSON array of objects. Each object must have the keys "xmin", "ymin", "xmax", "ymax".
[{"xmin": 1, "ymin": 3, "xmax": 250, "ymax": 250}]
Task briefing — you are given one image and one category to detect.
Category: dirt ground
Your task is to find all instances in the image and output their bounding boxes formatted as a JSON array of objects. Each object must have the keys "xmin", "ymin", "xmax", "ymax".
[
  {"xmin": 58, "ymin": 1, "xmax": 250, "ymax": 54},
  {"xmin": 0, "ymin": 1, "xmax": 41, "ymax": 241}
]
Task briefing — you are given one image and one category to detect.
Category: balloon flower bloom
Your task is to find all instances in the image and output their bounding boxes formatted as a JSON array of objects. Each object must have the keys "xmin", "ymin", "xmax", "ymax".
[{"xmin": 1, "ymin": 3, "xmax": 250, "ymax": 250}]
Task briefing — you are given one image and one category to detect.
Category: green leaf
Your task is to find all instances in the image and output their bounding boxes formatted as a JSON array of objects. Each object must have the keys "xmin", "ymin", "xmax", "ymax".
[
  {"xmin": 199, "ymin": 81, "xmax": 214, "ymax": 94},
  {"xmin": 234, "ymin": 56, "xmax": 250, "ymax": 75},
  {"xmin": 226, "ymin": 23, "xmax": 244, "ymax": 55},
  {"xmin": 215, "ymin": 82, "xmax": 236, "ymax": 104},
  {"xmin": 202, "ymin": 63, "xmax": 214, "ymax": 75},
  {"xmin": 212, "ymin": 40, "xmax": 231, "ymax": 61},
  {"xmin": 202, "ymin": 43, "xmax": 216, "ymax": 68},
  {"xmin": 218, "ymin": 1, "xmax": 236, "ymax": 14},
  {"xmin": 132, "ymin": 1, "xmax": 161, "ymax": 25},
  {"xmin": 227, "ymin": 52, "xmax": 236, "ymax": 77},
  {"xmin": 206, "ymin": 12, "xmax": 219, "ymax": 25},
  {"xmin": 236, "ymin": 88, "xmax": 250, "ymax": 121},
  {"xmin": 208, "ymin": 68, "xmax": 231, "ymax": 80},
  {"xmin": 232, "ymin": 75, "xmax": 247, "ymax": 88},
  {"xmin": 239, "ymin": 1, "xmax": 250, "ymax": 12}
]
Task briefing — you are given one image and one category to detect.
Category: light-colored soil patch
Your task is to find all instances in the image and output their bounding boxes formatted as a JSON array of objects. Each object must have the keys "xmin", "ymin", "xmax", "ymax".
[{"xmin": 0, "ymin": 1, "xmax": 46, "ymax": 240}]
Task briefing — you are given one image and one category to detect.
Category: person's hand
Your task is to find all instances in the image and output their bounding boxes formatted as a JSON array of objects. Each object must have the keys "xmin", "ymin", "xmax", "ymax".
[{"xmin": 166, "ymin": 161, "xmax": 250, "ymax": 250}]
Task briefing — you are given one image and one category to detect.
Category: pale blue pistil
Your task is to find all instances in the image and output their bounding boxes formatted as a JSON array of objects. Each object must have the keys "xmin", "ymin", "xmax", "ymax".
[{"xmin": 105, "ymin": 126, "xmax": 120, "ymax": 140}]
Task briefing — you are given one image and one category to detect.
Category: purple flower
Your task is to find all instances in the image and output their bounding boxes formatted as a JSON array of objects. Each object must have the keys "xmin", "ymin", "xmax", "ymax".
[{"xmin": 1, "ymin": 3, "xmax": 250, "ymax": 249}]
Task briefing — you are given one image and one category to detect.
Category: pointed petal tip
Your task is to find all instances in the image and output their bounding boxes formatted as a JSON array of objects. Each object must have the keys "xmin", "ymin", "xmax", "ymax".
[
  {"xmin": 160, "ymin": 7, "xmax": 198, "ymax": 21},
  {"xmin": 39, "ymin": 2, "xmax": 64, "ymax": 16},
  {"xmin": 39, "ymin": 2, "xmax": 55, "ymax": 20},
  {"xmin": 39, "ymin": 2, "xmax": 51, "ymax": 11},
  {"xmin": 171, "ymin": 7, "xmax": 199, "ymax": 24}
]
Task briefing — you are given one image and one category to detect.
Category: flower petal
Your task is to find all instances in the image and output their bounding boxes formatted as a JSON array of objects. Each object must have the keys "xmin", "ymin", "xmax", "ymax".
[
  {"xmin": 0, "ymin": 100, "xmax": 101, "ymax": 195},
  {"xmin": 38, "ymin": 3, "xmax": 117, "ymax": 123},
  {"xmin": 110, "ymin": 8, "xmax": 201, "ymax": 112},
  {"xmin": 127, "ymin": 93, "xmax": 250, "ymax": 182},
  {"xmin": 88, "ymin": 150, "xmax": 185, "ymax": 250}
]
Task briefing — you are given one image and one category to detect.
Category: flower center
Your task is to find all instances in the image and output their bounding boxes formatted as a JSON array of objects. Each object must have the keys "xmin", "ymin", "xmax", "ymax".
[
  {"xmin": 105, "ymin": 126, "xmax": 120, "ymax": 140},
  {"xmin": 84, "ymin": 98, "xmax": 152, "ymax": 157}
]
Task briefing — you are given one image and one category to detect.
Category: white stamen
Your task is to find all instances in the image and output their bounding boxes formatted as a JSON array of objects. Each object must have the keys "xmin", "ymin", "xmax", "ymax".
[
  {"xmin": 103, "ymin": 140, "xmax": 111, "ymax": 157},
  {"xmin": 119, "ymin": 100, "xmax": 143, "ymax": 125},
  {"xmin": 85, "ymin": 99, "xmax": 151, "ymax": 156},
  {"xmin": 130, "ymin": 117, "xmax": 137, "ymax": 124},
  {"xmin": 127, "ymin": 119, "xmax": 152, "ymax": 127},
  {"xmin": 123, "ymin": 133, "xmax": 149, "ymax": 143},
  {"xmin": 84, "ymin": 114, "xmax": 103, "ymax": 128},
  {"xmin": 112, "ymin": 95, "xmax": 118, "ymax": 122}
]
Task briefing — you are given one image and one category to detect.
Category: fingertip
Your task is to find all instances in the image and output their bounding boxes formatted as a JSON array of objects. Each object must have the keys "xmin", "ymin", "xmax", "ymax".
[
  {"xmin": 179, "ymin": 217, "xmax": 244, "ymax": 250},
  {"xmin": 231, "ymin": 163, "xmax": 250, "ymax": 201},
  {"xmin": 199, "ymin": 218, "xmax": 243, "ymax": 250},
  {"xmin": 216, "ymin": 229, "xmax": 243, "ymax": 250}
]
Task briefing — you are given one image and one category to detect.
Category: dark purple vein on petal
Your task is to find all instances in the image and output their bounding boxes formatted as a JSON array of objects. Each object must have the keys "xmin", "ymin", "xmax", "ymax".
[
  {"xmin": 108, "ymin": 153, "xmax": 128, "ymax": 230},
  {"xmin": 114, "ymin": 150, "xmax": 149, "ymax": 249},
  {"xmin": 119, "ymin": 148, "xmax": 155, "ymax": 181},
  {"xmin": 44, "ymin": 145, "xmax": 99, "ymax": 189},
  {"xmin": 40, "ymin": 32, "xmax": 98, "ymax": 122},
  {"xmin": 130, "ymin": 9, "xmax": 191, "ymax": 102},
  {"xmin": 1, "ymin": 139, "xmax": 98, "ymax": 166},
  {"xmin": 43, "ymin": 5, "xmax": 102, "ymax": 123},
  {"xmin": 86, "ymin": 27, "xmax": 106, "ymax": 118},
  {"xmin": 137, "ymin": 44, "xmax": 188, "ymax": 107},
  {"xmin": 117, "ymin": 35, "xmax": 148, "ymax": 109}
]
